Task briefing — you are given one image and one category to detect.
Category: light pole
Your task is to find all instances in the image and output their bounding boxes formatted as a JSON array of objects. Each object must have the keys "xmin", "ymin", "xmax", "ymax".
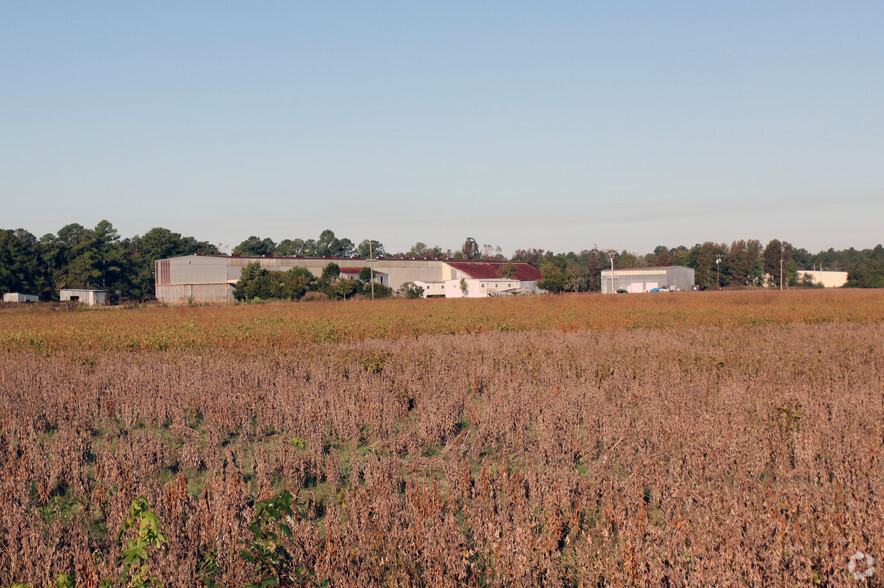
[
  {"xmin": 715, "ymin": 255, "xmax": 722, "ymax": 290},
  {"xmin": 367, "ymin": 240, "xmax": 377, "ymax": 301},
  {"xmin": 609, "ymin": 253, "xmax": 615, "ymax": 294},
  {"xmin": 779, "ymin": 257, "xmax": 783, "ymax": 291}
]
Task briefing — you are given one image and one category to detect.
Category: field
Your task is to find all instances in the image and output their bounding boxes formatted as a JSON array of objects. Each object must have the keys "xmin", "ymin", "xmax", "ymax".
[{"xmin": 1, "ymin": 290, "xmax": 882, "ymax": 586}]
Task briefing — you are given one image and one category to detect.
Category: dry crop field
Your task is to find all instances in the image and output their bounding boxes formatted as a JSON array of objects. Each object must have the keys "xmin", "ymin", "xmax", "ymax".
[{"xmin": 0, "ymin": 290, "xmax": 882, "ymax": 586}]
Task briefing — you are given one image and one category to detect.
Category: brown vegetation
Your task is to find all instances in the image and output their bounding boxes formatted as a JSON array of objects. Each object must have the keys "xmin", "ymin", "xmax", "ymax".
[{"xmin": 0, "ymin": 291, "xmax": 882, "ymax": 585}]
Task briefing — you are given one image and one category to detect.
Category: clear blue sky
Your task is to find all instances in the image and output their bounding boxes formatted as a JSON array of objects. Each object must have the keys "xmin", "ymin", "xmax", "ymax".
[{"xmin": 3, "ymin": 2, "xmax": 882, "ymax": 255}]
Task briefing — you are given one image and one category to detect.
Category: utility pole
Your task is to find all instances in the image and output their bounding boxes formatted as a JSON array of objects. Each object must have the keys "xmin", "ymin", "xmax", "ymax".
[
  {"xmin": 715, "ymin": 254, "xmax": 722, "ymax": 290},
  {"xmin": 609, "ymin": 253, "xmax": 615, "ymax": 294},
  {"xmin": 368, "ymin": 240, "xmax": 377, "ymax": 301},
  {"xmin": 780, "ymin": 257, "xmax": 783, "ymax": 291}
]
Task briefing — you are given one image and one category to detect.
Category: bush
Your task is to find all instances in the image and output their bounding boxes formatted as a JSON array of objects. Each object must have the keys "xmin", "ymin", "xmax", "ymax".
[
  {"xmin": 301, "ymin": 291, "xmax": 328, "ymax": 303},
  {"xmin": 236, "ymin": 263, "xmax": 317, "ymax": 301},
  {"xmin": 400, "ymin": 282, "xmax": 424, "ymax": 299}
]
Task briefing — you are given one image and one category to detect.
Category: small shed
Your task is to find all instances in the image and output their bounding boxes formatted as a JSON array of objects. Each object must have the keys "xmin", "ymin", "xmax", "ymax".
[
  {"xmin": 60, "ymin": 289, "xmax": 108, "ymax": 306},
  {"xmin": 3, "ymin": 293, "xmax": 39, "ymax": 303}
]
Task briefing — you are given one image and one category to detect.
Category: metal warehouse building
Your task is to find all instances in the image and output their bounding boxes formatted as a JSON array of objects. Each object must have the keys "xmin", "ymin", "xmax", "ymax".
[
  {"xmin": 155, "ymin": 255, "xmax": 543, "ymax": 303},
  {"xmin": 600, "ymin": 266, "xmax": 695, "ymax": 294}
]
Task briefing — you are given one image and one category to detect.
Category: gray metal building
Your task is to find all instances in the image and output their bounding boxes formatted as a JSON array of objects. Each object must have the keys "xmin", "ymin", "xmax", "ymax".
[{"xmin": 600, "ymin": 266, "xmax": 695, "ymax": 294}]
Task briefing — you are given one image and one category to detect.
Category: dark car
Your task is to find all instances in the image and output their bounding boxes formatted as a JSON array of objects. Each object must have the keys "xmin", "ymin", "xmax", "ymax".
[{"xmin": 616, "ymin": 288, "xmax": 628, "ymax": 294}]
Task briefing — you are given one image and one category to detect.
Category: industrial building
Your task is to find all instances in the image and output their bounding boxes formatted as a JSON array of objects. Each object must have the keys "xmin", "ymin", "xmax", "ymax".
[
  {"xmin": 155, "ymin": 255, "xmax": 543, "ymax": 303},
  {"xmin": 600, "ymin": 266, "xmax": 695, "ymax": 294},
  {"xmin": 60, "ymin": 289, "xmax": 108, "ymax": 306}
]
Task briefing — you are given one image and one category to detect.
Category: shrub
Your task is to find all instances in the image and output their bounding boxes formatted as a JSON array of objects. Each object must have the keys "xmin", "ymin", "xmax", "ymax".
[{"xmin": 301, "ymin": 291, "xmax": 328, "ymax": 303}]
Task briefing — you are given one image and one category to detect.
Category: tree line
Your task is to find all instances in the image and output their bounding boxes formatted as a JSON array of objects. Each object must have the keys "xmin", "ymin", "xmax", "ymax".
[
  {"xmin": 1, "ymin": 221, "xmax": 882, "ymax": 301},
  {"xmin": 0, "ymin": 222, "xmax": 219, "ymax": 302}
]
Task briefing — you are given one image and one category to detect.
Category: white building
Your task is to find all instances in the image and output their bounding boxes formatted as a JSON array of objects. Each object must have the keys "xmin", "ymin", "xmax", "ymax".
[
  {"xmin": 432, "ymin": 261, "xmax": 543, "ymax": 298},
  {"xmin": 155, "ymin": 255, "xmax": 543, "ymax": 303},
  {"xmin": 60, "ymin": 289, "xmax": 108, "ymax": 306}
]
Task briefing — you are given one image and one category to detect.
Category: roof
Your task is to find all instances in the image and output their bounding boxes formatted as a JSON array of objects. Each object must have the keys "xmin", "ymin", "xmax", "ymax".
[{"xmin": 445, "ymin": 261, "xmax": 542, "ymax": 281}]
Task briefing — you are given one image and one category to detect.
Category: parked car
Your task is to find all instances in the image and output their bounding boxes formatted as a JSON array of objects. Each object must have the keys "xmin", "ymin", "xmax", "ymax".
[{"xmin": 616, "ymin": 288, "xmax": 628, "ymax": 294}]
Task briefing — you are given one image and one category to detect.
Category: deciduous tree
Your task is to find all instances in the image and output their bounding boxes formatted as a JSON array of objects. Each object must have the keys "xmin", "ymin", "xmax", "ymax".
[
  {"xmin": 356, "ymin": 239, "xmax": 386, "ymax": 258},
  {"xmin": 233, "ymin": 236, "xmax": 276, "ymax": 256},
  {"xmin": 537, "ymin": 262, "xmax": 567, "ymax": 293}
]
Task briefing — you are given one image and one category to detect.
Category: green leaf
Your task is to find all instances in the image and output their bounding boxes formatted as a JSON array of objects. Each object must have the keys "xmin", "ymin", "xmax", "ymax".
[{"xmin": 123, "ymin": 546, "xmax": 149, "ymax": 562}]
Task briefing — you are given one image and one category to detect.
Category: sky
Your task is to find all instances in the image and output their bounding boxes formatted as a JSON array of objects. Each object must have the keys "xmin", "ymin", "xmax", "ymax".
[{"xmin": 2, "ymin": 2, "xmax": 883, "ymax": 256}]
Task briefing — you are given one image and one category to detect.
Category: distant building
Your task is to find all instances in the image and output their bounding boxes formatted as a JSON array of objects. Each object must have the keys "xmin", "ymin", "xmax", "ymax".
[
  {"xmin": 155, "ymin": 255, "xmax": 543, "ymax": 303},
  {"xmin": 795, "ymin": 270, "xmax": 848, "ymax": 288},
  {"xmin": 60, "ymin": 289, "xmax": 108, "ymax": 306},
  {"xmin": 429, "ymin": 261, "xmax": 543, "ymax": 298},
  {"xmin": 3, "ymin": 293, "xmax": 39, "ymax": 303},
  {"xmin": 600, "ymin": 266, "xmax": 695, "ymax": 294}
]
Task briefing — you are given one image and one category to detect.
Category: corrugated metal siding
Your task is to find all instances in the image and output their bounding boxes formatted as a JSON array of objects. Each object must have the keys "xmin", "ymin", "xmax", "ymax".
[
  {"xmin": 156, "ymin": 260, "xmax": 171, "ymax": 285},
  {"xmin": 155, "ymin": 284, "xmax": 233, "ymax": 303},
  {"xmin": 169, "ymin": 256, "xmax": 228, "ymax": 284}
]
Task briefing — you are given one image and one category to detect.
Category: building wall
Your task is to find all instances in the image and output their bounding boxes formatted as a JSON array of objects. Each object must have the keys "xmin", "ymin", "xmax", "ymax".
[
  {"xmin": 795, "ymin": 270, "xmax": 848, "ymax": 288},
  {"xmin": 413, "ymin": 281, "xmax": 446, "ymax": 297},
  {"xmin": 665, "ymin": 267, "xmax": 696, "ymax": 292},
  {"xmin": 165, "ymin": 256, "xmax": 229, "ymax": 285},
  {"xmin": 155, "ymin": 283, "xmax": 235, "ymax": 303},
  {"xmin": 222, "ymin": 257, "xmax": 443, "ymax": 292},
  {"xmin": 600, "ymin": 267, "xmax": 695, "ymax": 293},
  {"xmin": 439, "ymin": 278, "xmax": 539, "ymax": 298},
  {"xmin": 158, "ymin": 256, "xmax": 448, "ymax": 302}
]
